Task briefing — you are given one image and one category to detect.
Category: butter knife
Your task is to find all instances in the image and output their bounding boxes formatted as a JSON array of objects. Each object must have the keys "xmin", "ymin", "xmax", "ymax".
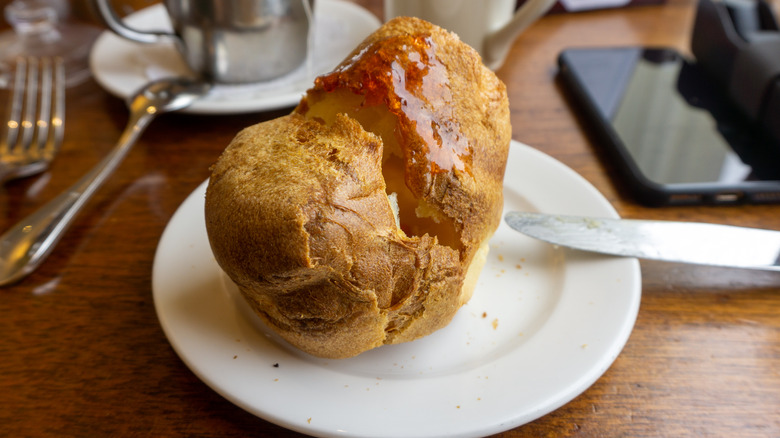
[{"xmin": 504, "ymin": 211, "xmax": 780, "ymax": 271}]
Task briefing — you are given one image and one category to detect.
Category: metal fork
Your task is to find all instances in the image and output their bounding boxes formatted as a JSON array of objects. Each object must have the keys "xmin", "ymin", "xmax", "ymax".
[{"xmin": 0, "ymin": 57, "xmax": 65, "ymax": 184}]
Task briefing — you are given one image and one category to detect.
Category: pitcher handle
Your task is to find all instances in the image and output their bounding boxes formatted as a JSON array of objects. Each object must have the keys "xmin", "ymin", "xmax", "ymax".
[{"xmin": 92, "ymin": 0, "xmax": 177, "ymax": 45}]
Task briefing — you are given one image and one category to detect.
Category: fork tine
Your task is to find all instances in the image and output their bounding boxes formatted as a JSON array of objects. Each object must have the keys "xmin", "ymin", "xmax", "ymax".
[
  {"xmin": 46, "ymin": 57, "xmax": 65, "ymax": 160},
  {"xmin": 18, "ymin": 57, "xmax": 38, "ymax": 152},
  {"xmin": 33, "ymin": 57, "xmax": 53, "ymax": 158},
  {"xmin": 1, "ymin": 58, "xmax": 26, "ymax": 155}
]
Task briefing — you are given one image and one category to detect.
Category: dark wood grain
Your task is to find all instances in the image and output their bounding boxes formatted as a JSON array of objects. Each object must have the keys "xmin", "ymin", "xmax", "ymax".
[{"xmin": 1, "ymin": 0, "xmax": 778, "ymax": 436}]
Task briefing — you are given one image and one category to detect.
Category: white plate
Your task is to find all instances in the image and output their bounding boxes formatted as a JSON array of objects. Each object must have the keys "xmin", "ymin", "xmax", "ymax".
[
  {"xmin": 152, "ymin": 141, "xmax": 641, "ymax": 438},
  {"xmin": 89, "ymin": 0, "xmax": 380, "ymax": 114}
]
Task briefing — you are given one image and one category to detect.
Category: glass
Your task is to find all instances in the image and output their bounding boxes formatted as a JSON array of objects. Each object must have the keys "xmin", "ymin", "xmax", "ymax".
[{"xmin": 0, "ymin": 0, "xmax": 101, "ymax": 88}]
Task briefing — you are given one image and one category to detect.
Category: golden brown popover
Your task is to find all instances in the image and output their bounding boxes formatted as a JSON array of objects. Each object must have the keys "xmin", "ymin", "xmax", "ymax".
[{"xmin": 205, "ymin": 17, "xmax": 511, "ymax": 358}]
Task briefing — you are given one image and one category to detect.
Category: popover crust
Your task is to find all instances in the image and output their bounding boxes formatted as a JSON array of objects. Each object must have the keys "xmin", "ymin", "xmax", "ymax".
[{"xmin": 205, "ymin": 17, "xmax": 510, "ymax": 358}]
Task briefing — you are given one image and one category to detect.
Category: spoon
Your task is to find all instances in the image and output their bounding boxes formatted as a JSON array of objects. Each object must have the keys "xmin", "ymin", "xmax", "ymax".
[{"xmin": 0, "ymin": 77, "xmax": 211, "ymax": 286}]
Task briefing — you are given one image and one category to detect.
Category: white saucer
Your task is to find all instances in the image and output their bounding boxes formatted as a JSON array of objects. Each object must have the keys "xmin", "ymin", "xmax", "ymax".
[
  {"xmin": 152, "ymin": 141, "xmax": 642, "ymax": 437},
  {"xmin": 89, "ymin": 0, "xmax": 381, "ymax": 114}
]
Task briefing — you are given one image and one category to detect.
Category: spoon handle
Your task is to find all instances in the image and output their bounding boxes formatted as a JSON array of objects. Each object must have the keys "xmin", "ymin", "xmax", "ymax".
[{"xmin": 0, "ymin": 109, "xmax": 157, "ymax": 286}]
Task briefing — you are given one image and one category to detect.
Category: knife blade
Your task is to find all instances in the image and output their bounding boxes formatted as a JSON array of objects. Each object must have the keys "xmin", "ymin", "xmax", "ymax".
[{"xmin": 504, "ymin": 211, "xmax": 780, "ymax": 271}]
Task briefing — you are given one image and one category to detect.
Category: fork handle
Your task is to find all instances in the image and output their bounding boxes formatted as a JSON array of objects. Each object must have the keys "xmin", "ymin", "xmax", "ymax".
[{"xmin": 0, "ymin": 109, "xmax": 157, "ymax": 286}]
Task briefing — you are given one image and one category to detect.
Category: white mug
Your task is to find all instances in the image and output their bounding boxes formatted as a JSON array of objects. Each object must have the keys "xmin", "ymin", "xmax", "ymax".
[{"xmin": 385, "ymin": 0, "xmax": 557, "ymax": 70}]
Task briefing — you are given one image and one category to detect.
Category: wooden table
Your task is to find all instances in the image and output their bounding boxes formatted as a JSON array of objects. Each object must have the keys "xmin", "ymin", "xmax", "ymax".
[{"xmin": 2, "ymin": 0, "xmax": 778, "ymax": 436}]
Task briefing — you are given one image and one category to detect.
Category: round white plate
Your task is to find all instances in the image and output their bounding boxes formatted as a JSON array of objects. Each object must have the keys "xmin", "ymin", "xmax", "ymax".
[
  {"xmin": 89, "ymin": 0, "xmax": 381, "ymax": 114},
  {"xmin": 152, "ymin": 141, "xmax": 641, "ymax": 438}
]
